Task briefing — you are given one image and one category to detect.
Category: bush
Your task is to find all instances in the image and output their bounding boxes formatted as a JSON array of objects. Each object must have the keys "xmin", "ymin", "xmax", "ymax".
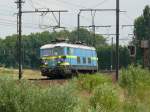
[
  {"xmin": 119, "ymin": 66, "xmax": 150, "ymax": 112},
  {"xmin": 0, "ymin": 78, "xmax": 78, "ymax": 112},
  {"xmin": 90, "ymin": 83, "xmax": 119, "ymax": 112},
  {"xmin": 38, "ymin": 85, "xmax": 78, "ymax": 112},
  {"xmin": 119, "ymin": 65, "xmax": 150, "ymax": 95},
  {"xmin": 122, "ymin": 94, "xmax": 150, "ymax": 112},
  {"xmin": 75, "ymin": 74, "xmax": 112, "ymax": 93}
]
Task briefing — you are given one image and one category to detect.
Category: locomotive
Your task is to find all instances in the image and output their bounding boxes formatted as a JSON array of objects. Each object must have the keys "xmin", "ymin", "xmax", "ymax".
[{"xmin": 40, "ymin": 40, "xmax": 98, "ymax": 78}]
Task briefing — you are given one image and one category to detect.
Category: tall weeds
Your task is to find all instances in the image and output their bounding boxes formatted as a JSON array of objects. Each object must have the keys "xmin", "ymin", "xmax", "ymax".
[
  {"xmin": 0, "ymin": 77, "xmax": 78, "ymax": 112},
  {"xmin": 0, "ymin": 67, "xmax": 150, "ymax": 112},
  {"xmin": 119, "ymin": 66, "xmax": 150, "ymax": 111}
]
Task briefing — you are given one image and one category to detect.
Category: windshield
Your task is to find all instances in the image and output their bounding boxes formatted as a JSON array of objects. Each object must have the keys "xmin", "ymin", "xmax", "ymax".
[
  {"xmin": 53, "ymin": 47, "xmax": 64, "ymax": 56},
  {"xmin": 41, "ymin": 46, "xmax": 64, "ymax": 56}
]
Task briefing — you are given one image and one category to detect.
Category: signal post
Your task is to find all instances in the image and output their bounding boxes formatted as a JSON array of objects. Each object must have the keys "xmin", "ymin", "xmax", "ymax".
[{"xmin": 141, "ymin": 40, "xmax": 150, "ymax": 68}]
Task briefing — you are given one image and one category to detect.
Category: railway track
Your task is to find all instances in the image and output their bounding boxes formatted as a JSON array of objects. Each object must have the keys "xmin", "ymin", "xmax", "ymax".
[
  {"xmin": 27, "ymin": 71, "xmax": 116, "ymax": 85},
  {"xmin": 28, "ymin": 77, "xmax": 69, "ymax": 86}
]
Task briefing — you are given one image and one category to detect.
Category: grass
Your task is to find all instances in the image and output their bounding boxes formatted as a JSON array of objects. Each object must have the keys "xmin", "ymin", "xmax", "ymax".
[
  {"xmin": 119, "ymin": 66, "xmax": 150, "ymax": 112},
  {"xmin": 0, "ymin": 67, "xmax": 42, "ymax": 79},
  {"xmin": 0, "ymin": 66, "xmax": 150, "ymax": 112},
  {"xmin": 74, "ymin": 73, "xmax": 112, "ymax": 93},
  {"xmin": 89, "ymin": 83, "xmax": 119, "ymax": 112},
  {"xmin": 0, "ymin": 78, "xmax": 78, "ymax": 112}
]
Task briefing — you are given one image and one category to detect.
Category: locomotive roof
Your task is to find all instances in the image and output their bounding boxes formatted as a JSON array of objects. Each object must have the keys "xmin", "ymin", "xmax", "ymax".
[{"xmin": 40, "ymin": 43, "xmax": 96, "ymax": 50}]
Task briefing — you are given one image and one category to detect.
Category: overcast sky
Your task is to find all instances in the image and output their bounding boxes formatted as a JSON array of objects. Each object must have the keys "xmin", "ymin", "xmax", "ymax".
[{"xmin": 0, "ymin": 0, "xmax": 150, "ymax": 44}]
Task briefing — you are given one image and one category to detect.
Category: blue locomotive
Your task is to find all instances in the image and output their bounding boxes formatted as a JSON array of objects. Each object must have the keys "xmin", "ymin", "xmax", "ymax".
[{"xmin": 40, "ymin": 41, "xmax": 98, "ymax": 78}]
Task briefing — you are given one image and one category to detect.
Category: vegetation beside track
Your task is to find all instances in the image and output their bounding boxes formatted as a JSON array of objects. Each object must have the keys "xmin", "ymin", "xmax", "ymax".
[
  {"xmin": 0, "ymin": 66, "xmax": 150, "ymax": 112},
  {"xmin": 0, "ymin": 68, "xmax": 42, "ymax": 79}
]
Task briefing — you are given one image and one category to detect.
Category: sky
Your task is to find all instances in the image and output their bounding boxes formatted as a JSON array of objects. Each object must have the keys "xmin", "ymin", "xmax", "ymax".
[{"xmin": 0, "ymin": 0, "xmax": 150, "ymax": 45}]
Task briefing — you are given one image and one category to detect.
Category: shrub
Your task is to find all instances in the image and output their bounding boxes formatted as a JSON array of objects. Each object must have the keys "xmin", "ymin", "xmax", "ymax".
[
  {"xmin": 119, "ymin": 66, "xmax": 150, "ymax": 112},
  {"xmin": 0, "ymin": 78, "xmax": 78, "ymax": 112},
  {"xmin": 75, "ymin": 74, "xmax": 112, "ymax": 93},
  {"xmin": 38, "ymin": 85, "xmax": 78, "ymax": 112},
  {"xmin": 123, "ymin": 99, "xmax": 150, "ymax": 112},
  {"xmin": 0, "ymin": 79, "xmax": 38, "ymax": 112},
  {"xmin": 90, "ymin": 83, "xmax": 119, "ymax": 112},
  {"xmin": 119, "ymin": 65, "xmax": 150, "ymax": 95}
]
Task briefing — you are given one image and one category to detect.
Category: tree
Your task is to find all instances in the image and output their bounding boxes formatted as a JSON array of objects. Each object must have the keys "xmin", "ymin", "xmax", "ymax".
[
  {"xmin": 134, "ymin": 5, "xmax": 150, "ymax": 65},
  {"xmin": 70, "ymin": 28, "xmax": 106, "ymax": 47},
  {"xmin": 97, "ymin": 45, "xmax": 130, "ymax": 70},
  {"xmin": 0, "ymin": 29, "xmax": 130, "ymax": 69},
  {"xmin": 134, "ymin": 5, "xmax": 150, "ymax": 40}
]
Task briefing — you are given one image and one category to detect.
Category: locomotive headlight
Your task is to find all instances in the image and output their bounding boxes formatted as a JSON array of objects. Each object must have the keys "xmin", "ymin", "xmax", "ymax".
[
  {"xmin": 44, "ymin": 61, "xmax": 48, "ymax": 65},
  {"xmin": 43, "ymin": 60, "xmax": 48, "ymax": 65}
]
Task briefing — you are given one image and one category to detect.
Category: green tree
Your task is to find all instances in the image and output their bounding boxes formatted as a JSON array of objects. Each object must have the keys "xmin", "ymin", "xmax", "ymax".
[
  {"xmin": 0, "ymin": 29, "xmax": 130, "ymax": 69},
  {"xmin": 134, "ymin": 5, "xmax": 150, "ymax": 65},
  {"xmin": 134, "ymin": 5, "xmax": 150, "ymax": 40},
  {"xmin": 97, "ymin": 45, "xmax": 130, "ymax": 70},
  {"xmin": 70, "ymin": 28, "xmax": 106, "ymax": 47}
]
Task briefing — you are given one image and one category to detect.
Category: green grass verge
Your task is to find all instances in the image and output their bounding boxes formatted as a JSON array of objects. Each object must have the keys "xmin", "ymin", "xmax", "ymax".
[
  {"xmin": 0, "ymin": 66, "xmax": 150, "ymax": 112},
  {"xmin": 0, "ymin": 78, "xmax": 78, "ymax": 112}
]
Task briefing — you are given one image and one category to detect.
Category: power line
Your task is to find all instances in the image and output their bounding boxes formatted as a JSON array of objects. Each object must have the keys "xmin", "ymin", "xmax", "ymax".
[
  {"xmin": 92, "ymin": 0, "xmax": 111, "ymax": 8},
  {"xmin": 32, "ymin": 0, "xmax": 85, "ymax": 9},
  {"xmin": 1, "ymin": 10, "xmax": 67, "ymax": 29},
  {"xmin": 124, "ymin": 13, "xmax": 134, "ymax": 23},
  {"xmin": 28, "ymin": 0, "xmax": 35, "ymax": 9},
  {"xmin": 0, "ymin": 18, "xmax": 40, "ymax": 28},
  {"xmin": 15, "ymin": 2, "xmax": 69, "ymax": 80},
  {"xmin": 0, "ymin": 8, "xmax": 16, "ymax": 13},
  {"xmin": 31, "ymin": 0, "xmax": 87, "ymax": 8},
  {"xmin": 55, "ymin": 0, "xmax": 86, "ymax": 8},
  {"xmin": 122, "ymin": 24, "xmax": 134, "ymax": 28},
  {"xmin": 80, "ymin": 9, "xmax": 116, "ymax": 12},
  {"xmin": 0, "ymin": 22, "xmax": 39, "ymax": 29},
  {"xmin": 29, "ymin": 0, "xmax": 49, "ymax": 8},
  {"xmin": 21, "ymin": 9, "xmax": 68, "ymax": 30},
  {"xmin": 22, "ymin": 9, "xmax": 68, "ymax": 13},
  {"xmin": 77, "ymin": 8, "xmax": 119, "ymax": 43},
  {"xmin": 0, "ymin": 18, "xmax": 16, "ymax": 22},
  {"xmin": 0, "ymin": 12, "xmax": 16, "ymax": 17}
]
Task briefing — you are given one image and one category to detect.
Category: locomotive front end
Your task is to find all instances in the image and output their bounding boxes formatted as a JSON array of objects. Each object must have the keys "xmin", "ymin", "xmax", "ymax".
[{"xmin": 40, "ymin": 45, "xmax": 71, "ymax": 78}]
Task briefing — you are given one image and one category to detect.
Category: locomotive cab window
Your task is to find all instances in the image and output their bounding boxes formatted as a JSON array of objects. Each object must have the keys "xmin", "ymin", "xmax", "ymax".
[
  {"xmin": 53, "ymin": 46, "xmax": 64, "ymax": 56},
  {"xmin": 83, "ymin": 57, "xmax": 86, "ymax": 64}
]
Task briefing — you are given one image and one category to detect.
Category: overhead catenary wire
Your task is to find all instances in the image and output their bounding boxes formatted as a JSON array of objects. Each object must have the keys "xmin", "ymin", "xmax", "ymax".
[
  {"xmin": 0, "ymin": 18, "xmax": 40, "ymax": 27},
  {"xmin": 35, "ymin": 0, "xmax": 87, "ymax": 9},
  {"xmin": 0, "ymin": 22, "xmax": 39, "ymax": 29},
  {"xmin": 92, "ymin": 0, "xmax": 111, "ymax": 8},
  {"xmin": 0, "ymin": 9, "xmax": 39, "ymax": 29},
  {"xmin": 28, "ymin": 0, "xmax": 35, "ymax": 9},
  {"xmin": 0, "ymin": 0, "xmax": 134, "ymax": 47},
  {"xmin": 30, "ymin": 0, "xmax": 108, "ymax": 24},
  {"xmin": 55, "ymin": 0, "xmax": 87, "ymax": 9}
]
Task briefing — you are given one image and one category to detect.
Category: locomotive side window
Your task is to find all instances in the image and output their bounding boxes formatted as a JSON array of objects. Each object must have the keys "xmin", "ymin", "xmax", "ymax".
[
  {"xmin": 77, "ymin": 57, "xmax": 81, "ymax": 64},
  {"xmin": 88, "ymin": 57, "xmax": 91, "ymax": 64},
  {"xmin": 83, "ymin": 57, "xmax": 86, "ymax": 64},
  {"xmin": 67, "ymin": 47, "xmax": 74, "ymax": 55},
  {"xmin": 49, "ymin": 49, "xmax": 53, "ymax": 55},
  {"xmin": 67, "ymin": 47, "xmax": 70, "ymax": 55}
]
